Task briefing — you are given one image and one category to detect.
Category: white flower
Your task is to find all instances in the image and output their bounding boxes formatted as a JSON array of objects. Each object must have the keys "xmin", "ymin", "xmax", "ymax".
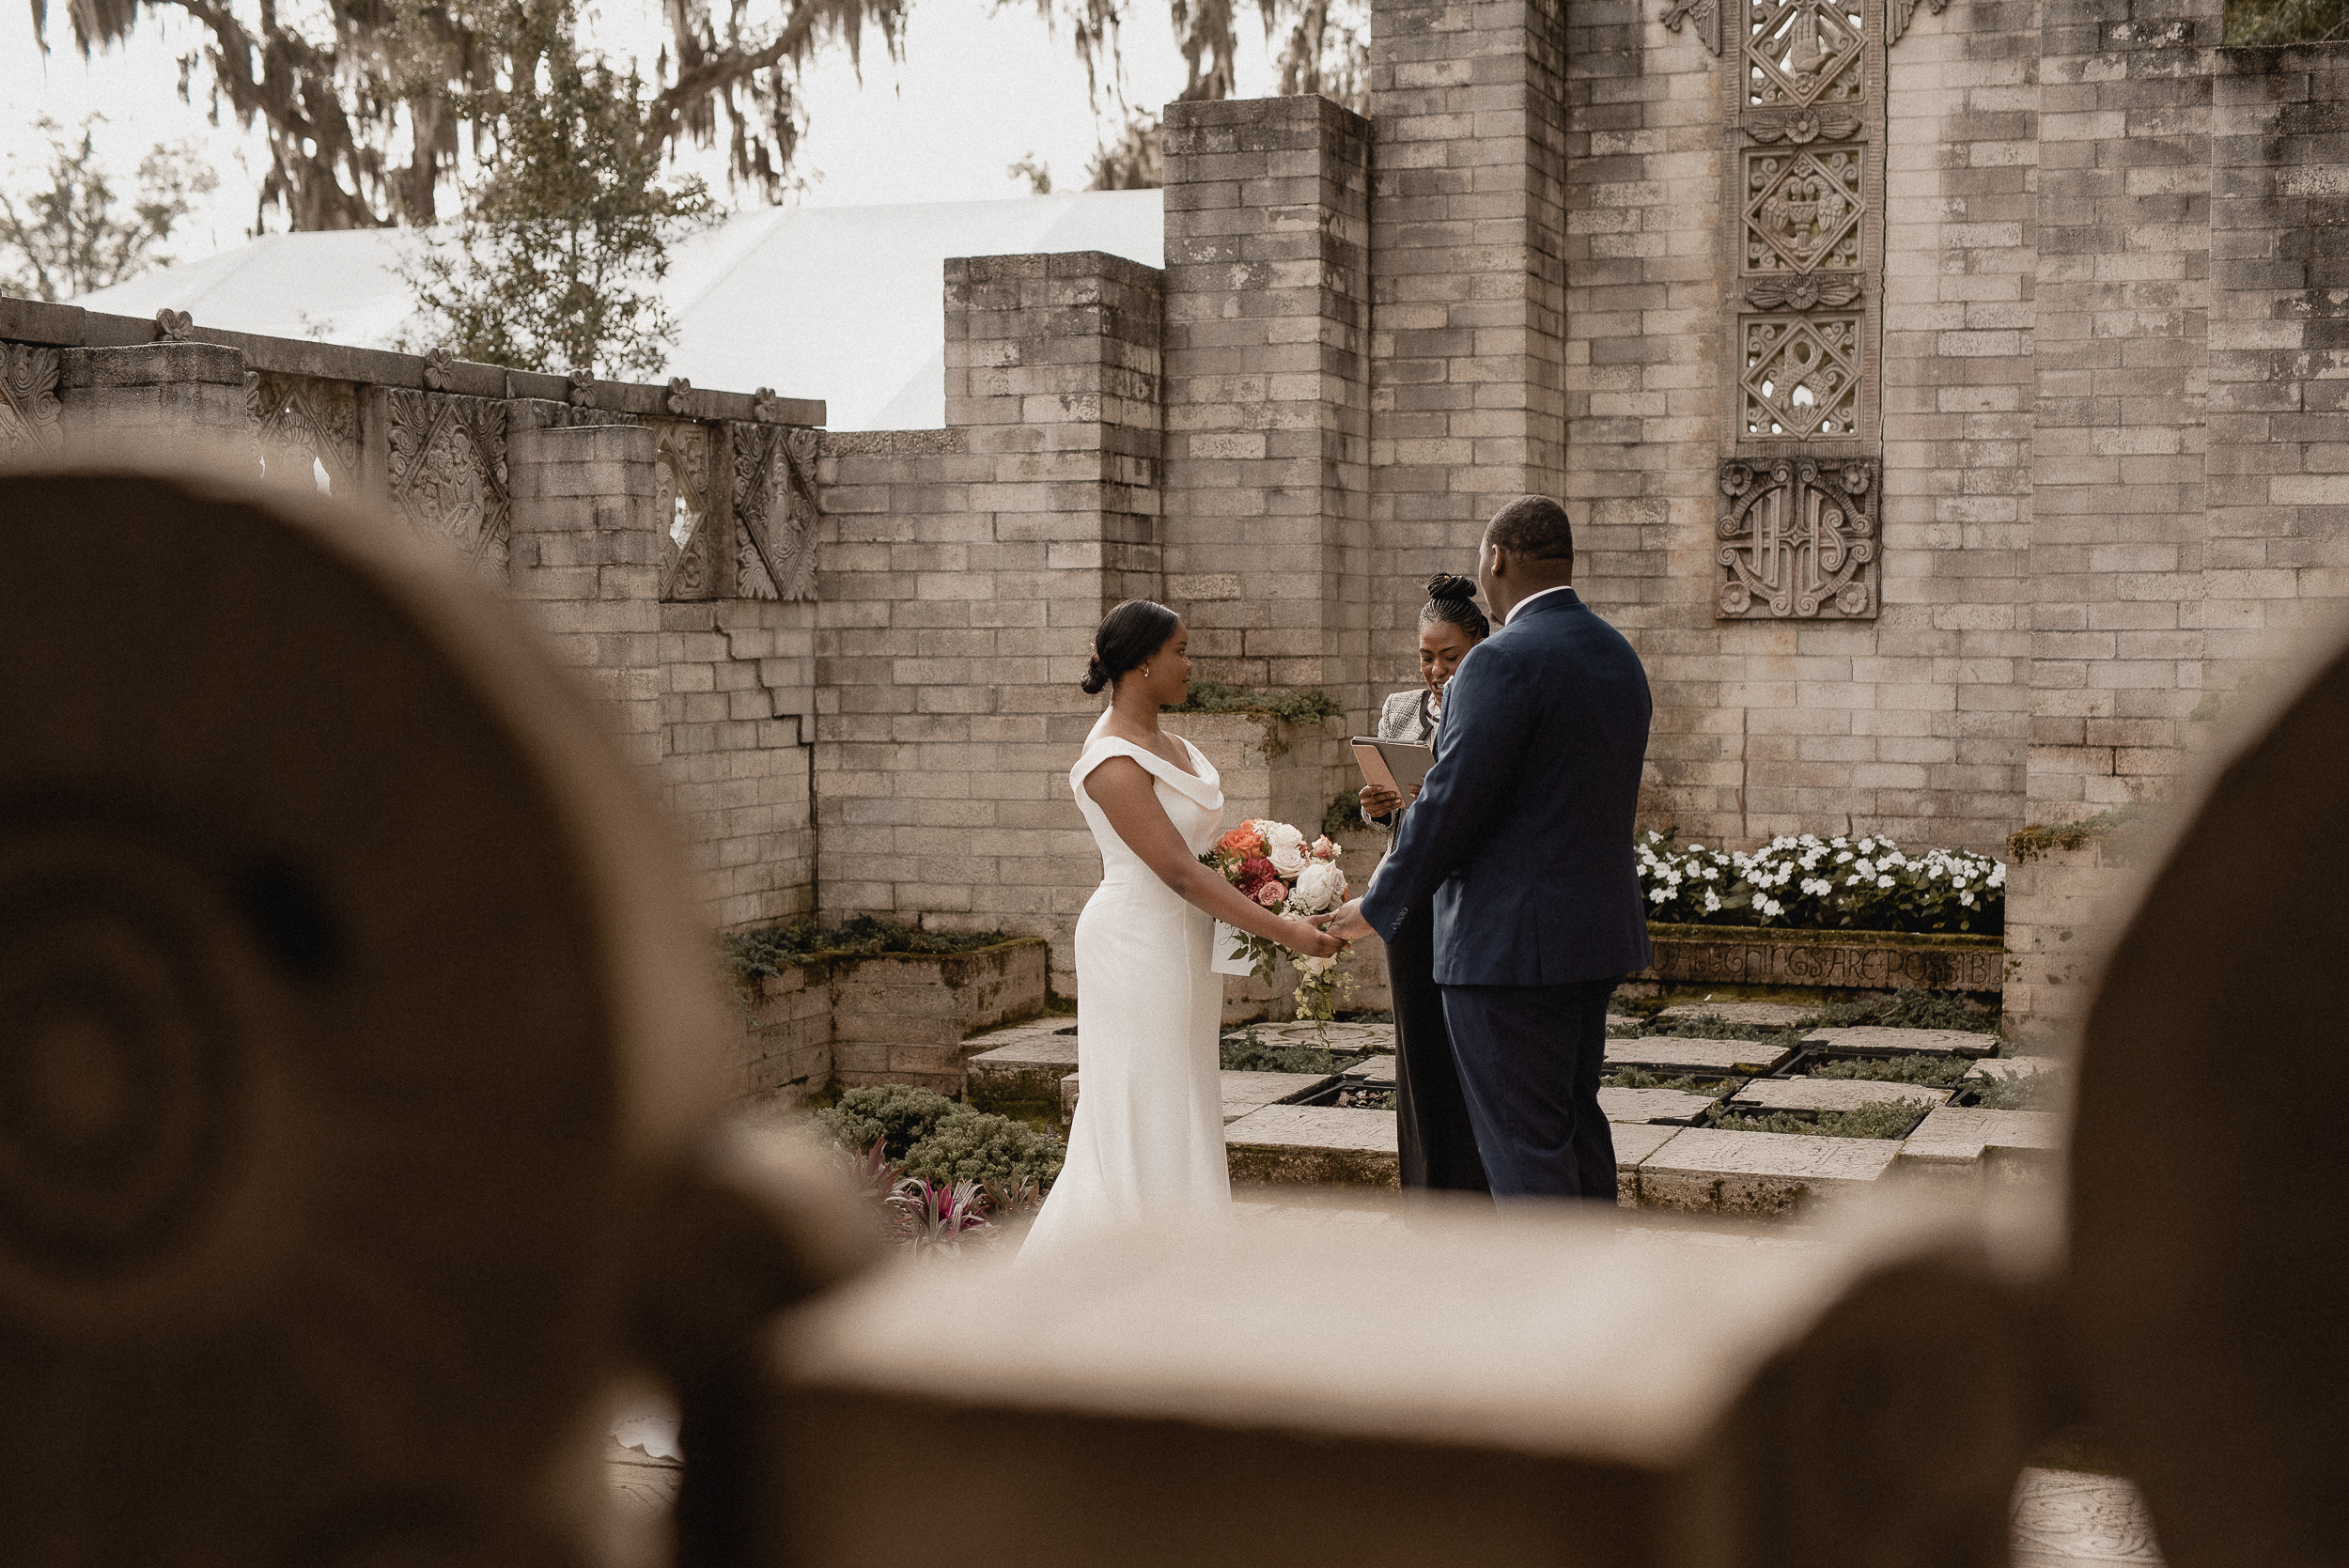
[
  {"xmin": 1876, "ymin": 875, "xmax": 1893, "ymax": 889},
  {"xmin": 1959, "ymin": 891, "xmax": 1976, "ymax": 907},
  {"xmin": 1268, "ymin": 842, "xmax": 1310, "ymax": 877},
  {"xmin": 1703, "ymin": 888, "xmax": 1721, "ymax": 912},
  {"xmin": 1858, "ymin": 837, "xmax": 1876, "ymax": 854},
  {"xmin": 1853, "ymin": 859, "xmax": 1875, "ymax": 877},
  {"xmin": 1264, "ymin": 821, "xmax": 1306, "ymax": 852},
  {"xmin": 1835, "ymin": 850, "xmax": 1854, "ymax": 863},
  {"xmin": 1802, "ymin": 877, "xmax": 1832, "ymax": 896},
  {"xmin": 1296, "ymin": 954, "xmax": 1338, "ymax": 978},
  {"xmin": 1688, "ymin": 843, "xmax": 1704, "ymax": 853},
  {"xmin": 1989, "ymin": 862, "xmax": 2007, "ymax": 888},
  {"xmin": 1758, "ymin": 897, "xmax": 1782, "ymax": 917},
  {"xmin": 1650, "ymin": 887, "xmax": 1671, "ymax": 905},
  {"xmin": 1292, "ymin": 859, "xmax": 1347, "ymax": 912}
]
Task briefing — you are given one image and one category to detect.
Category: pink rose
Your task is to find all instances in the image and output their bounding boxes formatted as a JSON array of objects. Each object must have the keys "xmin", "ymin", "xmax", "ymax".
[
  {"xmin": 1254, "ymin": 879, "xmax": 1288, "ymax": 908},
  {"xmin": 1311, "ymin": 836, "xmax": 1338, "ymax": 861}
]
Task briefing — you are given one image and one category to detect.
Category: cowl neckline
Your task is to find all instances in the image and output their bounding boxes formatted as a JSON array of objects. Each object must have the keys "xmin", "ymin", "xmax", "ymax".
[{"xmin": 1076, "ymin": 712, "xmax": 1223, "ymax": 809}]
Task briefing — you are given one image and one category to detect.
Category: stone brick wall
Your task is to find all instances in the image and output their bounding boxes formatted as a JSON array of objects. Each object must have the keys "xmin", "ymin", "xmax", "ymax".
[
  {"xmin": 1161, "ymin": 96, "xmax": 1376, "ymax": 722},
  {"xmin": 811, "ymin": 255, "xmax": 1164, "ymax": 991}
]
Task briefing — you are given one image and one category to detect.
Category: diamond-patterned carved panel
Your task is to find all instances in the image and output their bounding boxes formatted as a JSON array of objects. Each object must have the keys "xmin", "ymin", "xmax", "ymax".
[
  {"xmin": 655, "ymin": 421, "xmax": 717, "ymax": 601},
  {"xmin": 1742, "ymin": 315, "xmax": 1860, "ymax": 439},
  {"xmin": 386, "ymin": 390, "xmax": 509, "ymax": 579},
  {"xmin": 1716, "ymin": 458, "xmax": 1877, "ymax": 620},
  {"xmin": 1746, "ymin": 0, "xmax": 1866, "ymax": 105},
  {"xmin": 1745, "ymin": 148, "xmax": 1863, "ymax": 273}
]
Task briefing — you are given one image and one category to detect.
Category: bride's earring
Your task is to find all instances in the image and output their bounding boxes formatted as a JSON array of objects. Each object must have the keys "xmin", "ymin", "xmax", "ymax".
[{"xmin": 1142, "ymin": 664, "xmax": 1151, "ymax": 676}]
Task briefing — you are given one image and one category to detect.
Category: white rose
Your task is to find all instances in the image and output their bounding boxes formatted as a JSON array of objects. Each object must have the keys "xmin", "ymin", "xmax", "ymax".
[
  {"xmin": 1268, "ymin": 843, "xmax": 1310, "ymax": 877},
  {"xmin": 1293, "ymin": 860, "xmax": 1346, "ymax": 911},
  {"xmin": 1295, "ymin": 954, "xmax": 1337, "ymax": 978}
]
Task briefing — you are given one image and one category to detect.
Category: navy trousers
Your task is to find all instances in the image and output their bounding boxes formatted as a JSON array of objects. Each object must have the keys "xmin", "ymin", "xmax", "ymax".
[{"xmin": 1439, "ymin": 977, "xmax": 1620, "ymax": 1201}]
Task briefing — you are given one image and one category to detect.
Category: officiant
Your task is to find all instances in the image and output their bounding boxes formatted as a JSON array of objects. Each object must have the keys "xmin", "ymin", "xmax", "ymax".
[{"xmin": 1359, "ymin": 574, "xmax": 1491, "ymax": 1193}]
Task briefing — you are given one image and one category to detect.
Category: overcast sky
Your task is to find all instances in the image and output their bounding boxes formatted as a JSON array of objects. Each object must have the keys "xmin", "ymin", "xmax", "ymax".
[{"xmin": 2, "ymin": 0, "xmax": 1286, "ymax": 270}]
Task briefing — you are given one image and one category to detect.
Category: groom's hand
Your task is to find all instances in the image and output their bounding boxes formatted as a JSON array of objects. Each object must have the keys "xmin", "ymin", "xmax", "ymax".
[{"xmin": 1323, "ymin": 899, "xmax": 1374, "ymax": 944}]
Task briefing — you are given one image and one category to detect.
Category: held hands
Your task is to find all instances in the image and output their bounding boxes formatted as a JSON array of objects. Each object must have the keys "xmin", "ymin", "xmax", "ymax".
[
  {"xmin": 1358, "ymin": 781, "xmax": 1405, "ymax": 820},
  {"xmin": 1289, "ymin": 913, "xmax": 1346, "ymax": 960},
  {"xmin": 1323, "ymin": 899, "xmax": 1375, "ymax": 945}
]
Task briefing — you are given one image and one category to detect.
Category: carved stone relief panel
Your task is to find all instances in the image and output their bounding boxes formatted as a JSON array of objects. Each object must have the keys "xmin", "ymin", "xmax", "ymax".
[
  {"xmin": 655, "ymin": 420, "xmax": 718, "ymax": 602},
  {"xmin": 731, "ymin": 424, "xmax": 818, "ymax": 603},
  {"xmin": 386, "ymin": 390, "xmax": 510, "ymax": 579},
  {"xmin": 250, "ymin": 373, "xmax": 361, "ymax": 496},
  {"xmin": 0, "ymin": 342, "xmax": 63, "ymax": 460},
  {"xmin": 1716, "ymin": 457, "xmax": 1878, "ymax": 619}
]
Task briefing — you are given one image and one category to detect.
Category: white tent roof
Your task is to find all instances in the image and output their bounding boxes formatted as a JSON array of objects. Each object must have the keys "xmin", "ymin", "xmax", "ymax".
[{"xmin": 76, "ymin": 190, "xmax": 1166, "ymax": 430}]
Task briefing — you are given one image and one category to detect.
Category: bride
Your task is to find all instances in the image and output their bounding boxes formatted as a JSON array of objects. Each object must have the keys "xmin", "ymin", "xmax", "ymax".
[{"xmin": 1019, "ymin": 600, "xmax": 1346, "ymax": 1260}]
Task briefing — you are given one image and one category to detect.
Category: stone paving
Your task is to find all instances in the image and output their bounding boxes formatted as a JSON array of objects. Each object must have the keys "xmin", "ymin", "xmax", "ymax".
[
  {"xmin": 1603, "ymin": 1035, "xmax": 1798, "ymax": 1076},
  {"xmin": 1725, "ymin": 1078, "xmax": 1954, "ymax": 1114}
]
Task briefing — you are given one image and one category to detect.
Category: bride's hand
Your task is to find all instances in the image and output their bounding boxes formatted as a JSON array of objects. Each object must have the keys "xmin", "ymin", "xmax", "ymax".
[{"xmin": 1290, "ymin": 914, "xmax": 1346, "ymax": 959}]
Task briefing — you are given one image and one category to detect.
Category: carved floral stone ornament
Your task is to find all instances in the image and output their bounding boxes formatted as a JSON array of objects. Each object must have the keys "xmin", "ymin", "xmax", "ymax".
[
  {"xmin": 1716, "ymin": 457, "xmax": 1877, "ymax": 620},
  {"xmin": 0, "ymin": 342, "xmax": 62, "ymax": 457},
  {"xmin": 153, "ymin": 308, "xmax": 194, "ymax": 343},
  {"xmin": 566, "ymin": 369, "xmax": 597, "ymax": 409},
  {"xmin": 1746, "ymin": 105, "xmax": 1860, "ymax": 144},
  {"xmin": 753, "ymin": 386, "xmax": 780, "ymax": 423},
  {"xmin": 1746, "ymin": 272, "xmax": 1862, "ymax": 310},
  {"xmin": 665, "ymin": 377, "xmax": 692, "ymax": 414},
  {"xmin": 422, "ymin": 349, "xmax": 458, "ymax": 391}
]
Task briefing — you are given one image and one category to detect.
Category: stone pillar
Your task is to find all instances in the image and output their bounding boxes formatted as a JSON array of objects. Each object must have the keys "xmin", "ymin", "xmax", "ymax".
[
  {"xmin": 57, "ymin": 343, "xmax": 251, "ymax": 467},
  {"xmin": 815, "ymin": 252, "xmax": 1164, "ymax": 993},
  {"xmin": 506, "ymin": 422, "xmax": 665, "ymax": 768},
  {"xmin": 1160, "ymin": 96, "xmax": 1374, "ymax": 725},
  {"xmin": 2025, "ymin": 0, "xmax": 2215, "ymax": 823},
  {"xmin": 1367, "ymin": 0, "xmax": 1570, "ymax": 690}
]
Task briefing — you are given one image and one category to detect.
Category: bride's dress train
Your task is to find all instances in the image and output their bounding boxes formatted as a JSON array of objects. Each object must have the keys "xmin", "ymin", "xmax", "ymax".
[{"xmin": 1019, "ymin": 713, "xmax": 1232, "ymax": 1262}]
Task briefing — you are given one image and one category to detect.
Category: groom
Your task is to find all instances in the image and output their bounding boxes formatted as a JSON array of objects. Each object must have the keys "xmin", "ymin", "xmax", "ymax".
[{"xmin": 1326, "ymin": 496, "xmax": 1653, "ymax": 1200}]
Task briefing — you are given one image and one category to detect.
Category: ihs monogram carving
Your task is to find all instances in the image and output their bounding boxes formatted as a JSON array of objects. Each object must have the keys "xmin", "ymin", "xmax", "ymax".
[
  {"xmin": 1717, "ymin": 458, "xmax": 1877, "ymax": 620},
  {"xmin": 252, "ymin": 373, "xmax": 361, "ymax": 496},
  {"xmin": 0, "ymin": 342, "xmax": 63, "ymax": 458},
  {"xmin": 386, "ymin": 390, "xmax": 510, "ymax": 577},
  {"xmin": 656, "ymin": 422, "xmax": 716, "ymax": 602}
]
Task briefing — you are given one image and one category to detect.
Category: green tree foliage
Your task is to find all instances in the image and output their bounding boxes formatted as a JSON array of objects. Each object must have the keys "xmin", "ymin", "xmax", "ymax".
[
  {"xmin": 0, "ymin": 115, "xmax": 217, "ymax": 301},
  {"xmin": 31, "ymin": 0, "xmax": 1367, "ymax": 231},
  {"xmin": 396, "ymin": 0, "xmax": 715, "ymax": 378}
]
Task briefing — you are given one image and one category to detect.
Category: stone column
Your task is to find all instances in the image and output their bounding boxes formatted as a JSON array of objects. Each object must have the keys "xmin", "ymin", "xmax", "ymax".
[
  {"xmin": 1160, "ymin": 95, "xmax": 1374, "ymax": 725},
  {"xmin": 1367, "ymin": 0, "xmax": 1570, "ymax": 689},
  {"xmin": 57, "ymin": 343, "xmax": 251, "ymax": 467},
  {"xmin": 506, "ymin": 422, "xmax": 665, "ymax": 768},
  {"xmin": 814, "ymin": 252, "xmax": 1164, "ymax": 994}
]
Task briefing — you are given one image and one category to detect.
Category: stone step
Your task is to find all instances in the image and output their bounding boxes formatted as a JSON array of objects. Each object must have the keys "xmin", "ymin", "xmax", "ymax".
[
  {"xmin": 1653, "ymin": 1001, "xmax": 1817, "ymax": 1030},
  {"xmin": 1726, "ymin": 1079, "xmax": 1954, "ymax": 1114},
  {"xmin": 1962, "ymin": 1054, "xmax": 2058, "ymax": 1081},
  {"xmin": 1803, "ymin": 1025, "xmax": 2000, "ymax": 1058},
  {"xmin": 1896, "ymin": 1107, "xmax": 2065, "ymax": 1187},
  {"xmin": 1598, "ymin": 1086, "xmax": 1720, "ymax": 1126},
  {"xmin": 1603, "ymin": 1035, "xmax": 1797, "ymax": 1076},
  {"xmin": 1224, "ymin": 1104, "xmax": 1399, "ymax": 1186},
  {"xmin": 963, "ymin": 1022, "xmax": 1079, "ymax": 1116},
  {"xmin": 1058, "ymin": 1068, "xmax": 1342, "ymax": 1127},
  {"xmin": 1624, "ymin": 1126, "xmax": 1906, "ymax": 1216}
]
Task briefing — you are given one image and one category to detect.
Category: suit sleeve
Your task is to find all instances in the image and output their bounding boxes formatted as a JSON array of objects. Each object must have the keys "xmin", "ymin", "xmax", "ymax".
[{"xmin": 1359, "ymin": 643, "xmax": 1532, "ymax": 941}]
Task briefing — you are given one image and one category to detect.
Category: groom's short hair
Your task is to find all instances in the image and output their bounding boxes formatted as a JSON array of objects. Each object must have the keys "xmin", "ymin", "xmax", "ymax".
[{"xmin": 1487, "ymin": 495, "xmax": 1575, "ymax": 563}]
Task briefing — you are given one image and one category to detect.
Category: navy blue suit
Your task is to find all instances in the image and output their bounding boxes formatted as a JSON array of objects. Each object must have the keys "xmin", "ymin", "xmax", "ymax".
[{"xmin": 1361, "ymin": 587, "xmax": 1653, "ymax": 1199}]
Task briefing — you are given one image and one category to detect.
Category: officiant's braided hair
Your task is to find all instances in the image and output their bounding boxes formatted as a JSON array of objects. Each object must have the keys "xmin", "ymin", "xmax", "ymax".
[
  {"xmin": 1420, "ymin": 573, "xmax": 1491, "ymax": 641},
  {"xmin": 1083, "ymin": 599, "xmax": 1181, "ymax": 695}
]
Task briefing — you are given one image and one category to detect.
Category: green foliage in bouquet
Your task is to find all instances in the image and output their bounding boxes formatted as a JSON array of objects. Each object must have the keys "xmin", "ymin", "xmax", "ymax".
[{"xmin": 1637, "ymin": 831, "xmax": 2005, "ymax": 936}]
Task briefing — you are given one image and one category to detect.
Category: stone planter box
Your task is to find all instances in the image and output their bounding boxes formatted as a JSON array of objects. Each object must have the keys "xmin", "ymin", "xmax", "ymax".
[
  {"xmin": 1631, "ymin": 923, "xmax": 2003, "ymax": 1000},
  {"xmin": 729, "ymin": 937, "xmax": 1050, "ymax": 1106}
]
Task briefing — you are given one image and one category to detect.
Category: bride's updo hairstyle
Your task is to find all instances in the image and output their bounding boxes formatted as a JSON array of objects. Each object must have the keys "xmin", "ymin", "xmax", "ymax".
[
  {"xmin": 1082, "ymin": 598, "xmax": 1181, "ymax": 695},
  {"xmin": 1419, "ymin": 572, "xmax": 1491, "ymax": 641}
]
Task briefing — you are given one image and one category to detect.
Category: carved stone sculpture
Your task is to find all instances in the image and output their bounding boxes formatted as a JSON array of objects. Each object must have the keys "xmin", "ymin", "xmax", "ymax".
[
  {"xmin": 656, "ymin": 421, "xmax": 717, "ymax": 601},
  {"xmin": 386, "ymin": 389, "xmax": 510, "ymax": 578},
  {"xmin": 0, "ymin": 465, "xmax": 877, "ymax": 1568},
  {"xmin": 251, "ymin": 372, "xmax": 362, "ymax": 497},
  {"xmin": 0, "ymin": 342, "xmax": 62, "ymax": 458},
  {"xmin": 732, "ymin": 424, "xmax": 818, "ymax": 603},
  {"xmin": 153, "ymin": 308, "xmax": 194, "ymax": 343},
  {"xmin": 1716, "ymin": 457, "xmax": 1877, "ymax": 618}
]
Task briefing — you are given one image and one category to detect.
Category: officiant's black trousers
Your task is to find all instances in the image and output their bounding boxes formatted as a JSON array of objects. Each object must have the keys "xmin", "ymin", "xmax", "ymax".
[
  {"xmin": 1385, "ymin": 897, "xmax": 1490, "ymax": 1193},
  {"xmin": 1439, "ymin": 978, "xmax": 1621, "ymax": 1202}
]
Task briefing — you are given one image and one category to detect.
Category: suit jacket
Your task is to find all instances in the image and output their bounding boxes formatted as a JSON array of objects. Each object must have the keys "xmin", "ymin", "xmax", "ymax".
[{"xmin": 1361, "ymin": 588, "xmax": 1654, "ymax": 986}]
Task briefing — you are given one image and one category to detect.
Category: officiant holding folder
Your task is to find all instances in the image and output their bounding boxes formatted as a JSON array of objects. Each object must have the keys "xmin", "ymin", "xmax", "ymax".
[{"xmin": 1356, "ymin": 574, "xmax": 1491, "ymax": 1193}]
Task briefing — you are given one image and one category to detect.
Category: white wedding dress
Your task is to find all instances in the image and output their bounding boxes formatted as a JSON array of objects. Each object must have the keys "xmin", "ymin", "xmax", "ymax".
[{"xmin": 1019, "ymin": 712, "xmax": 1233, "ymax": 1262}]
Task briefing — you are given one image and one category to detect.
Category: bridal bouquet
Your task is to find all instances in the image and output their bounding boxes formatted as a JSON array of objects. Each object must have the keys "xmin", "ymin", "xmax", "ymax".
[{"xmin": 1203, "ymin": 819, "xmax": 1350, "ymax": 1025}]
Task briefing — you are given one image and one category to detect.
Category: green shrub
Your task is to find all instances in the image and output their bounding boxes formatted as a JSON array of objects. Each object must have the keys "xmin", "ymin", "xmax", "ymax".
[
  {"xmin": 1322, "ymin": 789, "xmax": 1366, "ymax": 840},
  {"xmin": 1220, "ymin": 1027, "xmax": 1343, "ymax": 1074},
  {"xmin": 815, "ymin": 1084, "xmax": 960, "ymax": 1160},
  {"xmin": 1169, "ymin": 680, "xmax": 1344, "ymax": 726},
  {"xmin": 1966, "ymin": 1064, "xmax": 2060, "ymax": 1110},
  {"xmin": 898, "ymin": 1108, "xmax": 1066, "ymax": 1194},
  {"xmin": 1812, "ymin": 986, "xmax": 1997, "ymax": 1032},
  {"xmin": 1811, "ymin": 1052, "xmax": 1971, "ymax": 1086},
  {"xmin": 725, "ymin": 914, "xmax": 1010, "ymax": 984},
  {"xmin": 1707, "ymin": 1097, "xmax": 1933, "ymax": 1140},
  {"xmin": 1603, "ymin": 1067, "xmax": 1741, "ymax": 1094}
]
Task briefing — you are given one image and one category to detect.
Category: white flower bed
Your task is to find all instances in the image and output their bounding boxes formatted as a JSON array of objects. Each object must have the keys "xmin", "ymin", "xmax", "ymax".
[{"xmin": 1635, "ymin": 831, "xmax": 2005, "ymax": 936}]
